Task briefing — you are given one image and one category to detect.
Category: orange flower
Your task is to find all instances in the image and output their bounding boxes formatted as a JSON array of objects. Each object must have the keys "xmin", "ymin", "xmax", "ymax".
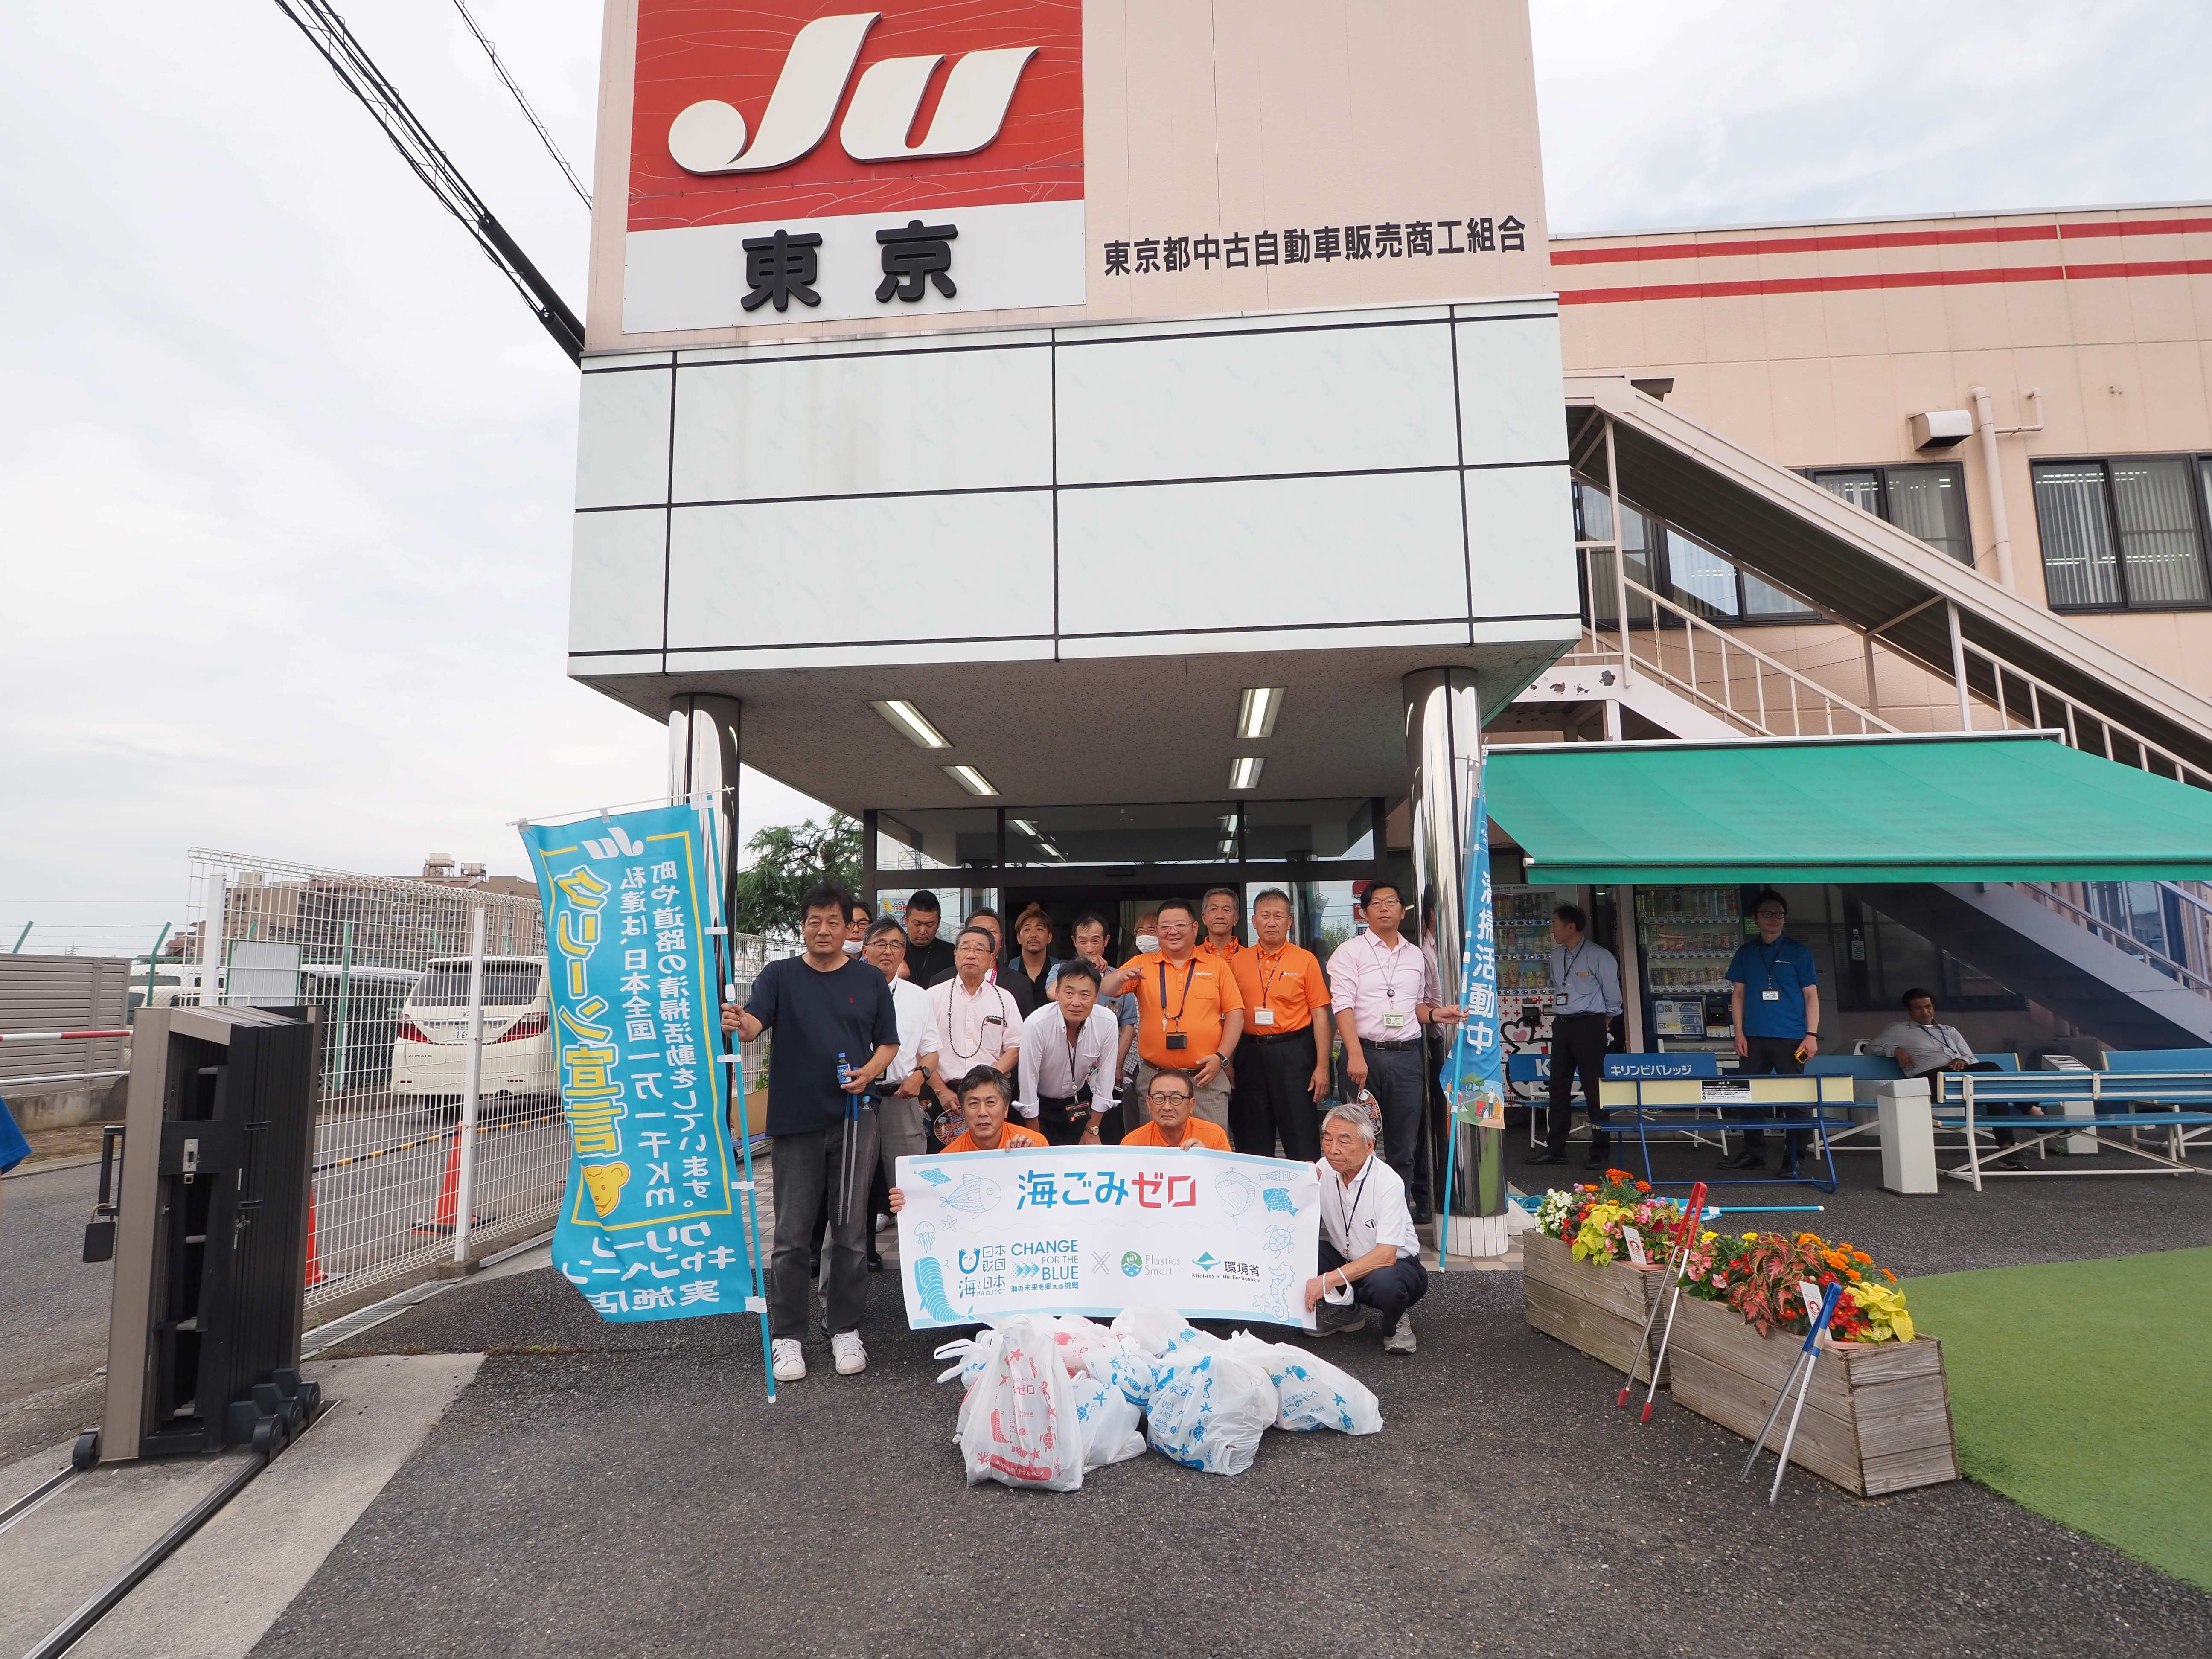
[
  {"xmin": 1634, "ymin": 1180, "xmax": 1651, "ymax": 1193},
  {"xmin": 1853, "ymin": 1251, "xmax": 1872, "ymax": 1264},
  {"xmin": 1882, "ymin": 1268, "xmax": 1898, "ymax": 1283}
]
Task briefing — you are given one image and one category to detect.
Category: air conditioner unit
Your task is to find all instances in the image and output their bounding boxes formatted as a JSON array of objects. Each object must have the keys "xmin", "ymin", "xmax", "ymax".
[{"xmin": 1910, "ymin": 409, "xmax": 1972, "ymax": 451}]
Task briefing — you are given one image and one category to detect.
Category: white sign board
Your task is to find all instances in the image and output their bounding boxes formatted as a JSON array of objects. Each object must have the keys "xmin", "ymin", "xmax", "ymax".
[{"xmin": 895, "ymin": 1147, "xmax": 1321, "ymax": 1331}]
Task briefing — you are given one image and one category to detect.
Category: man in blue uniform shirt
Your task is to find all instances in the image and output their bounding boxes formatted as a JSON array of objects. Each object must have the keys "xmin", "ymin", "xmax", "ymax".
[{"xmin": 1720, "ymin": 890, "xmax": 1819, "ymax": 1173}]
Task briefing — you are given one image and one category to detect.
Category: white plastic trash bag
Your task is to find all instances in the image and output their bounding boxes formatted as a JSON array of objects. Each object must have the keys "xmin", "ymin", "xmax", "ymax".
[
  {"xmin": 1110, "ymin": 1306, "xmax": 1193, "ymax": 1356},
  {"xmin": 1069, "ymin": 1373, "xmax": 1147, "ymax": 1469},
  {"xmin": 956, "ymin": 1318, "xmax": 1085, "ymax": 1492},
  {"xmin": 1145, "ymin": 1349, "xmax": 1279, "ymax": 1476},
  {"xmin": 1049, "ymin": 1315, "xmax": 1119, "ymax": 1378},
  {"xmin": 1085, "ymin": 1344, "xmax": 1158, "ymax": 1408},
  {"xmin": 1225, "ymin": 1333, "xmax": 1383, "ymax": 1436}
]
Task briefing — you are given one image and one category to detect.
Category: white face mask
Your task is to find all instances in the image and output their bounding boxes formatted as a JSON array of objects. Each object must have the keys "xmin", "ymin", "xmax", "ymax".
[
  {"xmin": 841, "ymin": 938, "xmax": 863, "ymax": 955},
  {"xmin": 1135, "ymin": 934, "xmax": 1159, "ymax": 954}
]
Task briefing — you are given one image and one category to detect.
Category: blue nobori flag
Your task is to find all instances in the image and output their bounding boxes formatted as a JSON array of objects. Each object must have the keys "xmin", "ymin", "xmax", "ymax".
[
  {"xmin": 520, "ymin": 804, "xmax": 753, "ymax": 1322},
  {"xmin": 1440, "ymin": 756, "xmax": 1506, "ymax": 1129}
]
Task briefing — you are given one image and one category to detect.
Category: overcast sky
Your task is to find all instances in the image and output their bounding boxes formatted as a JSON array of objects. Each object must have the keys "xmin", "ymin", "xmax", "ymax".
[{"xmin": 3, "ymin": 0, "xmax": 2206, "ymax": 955}]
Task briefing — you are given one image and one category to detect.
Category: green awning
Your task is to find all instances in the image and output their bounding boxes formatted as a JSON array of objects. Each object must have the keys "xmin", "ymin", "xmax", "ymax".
[{"xmin": 1486, "ymin": 733, "xmax": 2212, "ymax": 885}]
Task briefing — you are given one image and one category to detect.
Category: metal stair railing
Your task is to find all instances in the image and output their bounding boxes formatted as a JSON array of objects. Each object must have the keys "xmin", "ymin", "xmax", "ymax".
[
  {"xmin": 1956, "ymin": 635, "xmax": 2212, "ymax": 789},
  {"xmin": 2015, "ymin": 882, "xmax": 2212, "ymax": 997}
]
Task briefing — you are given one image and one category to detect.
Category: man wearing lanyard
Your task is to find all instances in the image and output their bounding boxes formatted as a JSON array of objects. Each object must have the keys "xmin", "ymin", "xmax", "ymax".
[
  {"xmin": 1049, "ymin": 914, "xmax": 1139, "ymax": 1143},
  {"xmin": 1013, "ymin": 958, "xmax": 1120, "ymax": 1144},
  {"xmin": 1328, "ymin": 880, "xmax": 1458, "ymax": 1224},
  {"xmin": 1530, "ymin": 902, "xmax": 1623, "ymax": 1169},
  {"xmin": 861, "ymin": 918, "xmax": 958, "ymax": 1264},
  {"xmin": 1721, "ymin": 890, "xmax": 1819, "ymax": 1173},
  {"xmin": 1226, "ymin": 888, "xmax": 1333, "ymax": 1161},
  {"xmin": 1100, "ymin": 897, "xmax": 1245, "ymax": 1129},
  {"xmin": 926, "ymin": 926, "xmax": 1024, "ymax": 1089},
  {"xmin": 1305, "ymin": 1103, "xmax": 1426, "ymax": 1355}
]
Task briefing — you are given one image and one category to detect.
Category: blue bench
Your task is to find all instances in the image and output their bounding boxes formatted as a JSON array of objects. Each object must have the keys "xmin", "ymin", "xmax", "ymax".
[
  {"xmin": 1930, "ymin": 1065, "xmax": 2212, "ymax": 1189},
  {"xmin": 1598, "ymin": 1055, "xmax": 1851, "ymax": 1193}
]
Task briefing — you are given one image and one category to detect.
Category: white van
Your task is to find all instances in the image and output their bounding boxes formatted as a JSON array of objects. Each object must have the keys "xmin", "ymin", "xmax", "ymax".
[{"xmin": 390, "ymin": 956, "xmax": 553, "ymax": 1108}]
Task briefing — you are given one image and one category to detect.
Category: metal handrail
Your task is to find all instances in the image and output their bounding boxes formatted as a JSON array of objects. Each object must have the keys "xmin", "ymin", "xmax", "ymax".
[
  {"xmin": 2017, "ymin": 882, "xmax": 2212, "ymax": 996},
  {"xmin": 1580, "ymin": 566, "xmax": 1898, "ymax": 739},
  {"xmin": 1960, "ymin": 637, "xmax": 2212, "ymax": 789}
]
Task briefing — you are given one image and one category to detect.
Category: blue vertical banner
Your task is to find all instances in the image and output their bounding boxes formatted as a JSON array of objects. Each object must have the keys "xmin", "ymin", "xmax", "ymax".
[
  {"xmin": 1441, "ymin": 755, "xmax": 1507, "ymax": 1130},
  {"xmin": 520, "ymin": 804, "xmax": 754, "ymax": 1323}
]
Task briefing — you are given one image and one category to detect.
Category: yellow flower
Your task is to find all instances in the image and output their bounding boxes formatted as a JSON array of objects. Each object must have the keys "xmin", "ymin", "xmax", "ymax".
[{"xmin": 1845, "ymin": 1280, "xmax": 1915, "ymax": 1343}]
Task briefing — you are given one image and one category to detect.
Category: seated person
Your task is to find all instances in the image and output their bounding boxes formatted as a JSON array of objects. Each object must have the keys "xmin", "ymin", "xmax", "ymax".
[
  {"xmin": 890, "ymin": 1068, "xmax": 1045, "ymax": 1214},
  {"xmin": 1118, "ymin": 1069, "xmax": 1231, "ymax": 1150},
  {"xmin": 1305, "ymin": 1103, "xmax": 1427, "ymax": 1355},
  {"xmin": 1875, "ymin": 987, "xmax": 2036, "ymax": 1167}
]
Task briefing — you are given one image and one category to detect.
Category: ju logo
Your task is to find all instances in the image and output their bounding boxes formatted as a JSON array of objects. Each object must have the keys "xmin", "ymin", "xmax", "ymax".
[
  {"xmin": 1193, "ymin": 1252, "xmax": 1219, "ymax": 1274},
  {"xmin": 579, "ymin": 825, "xmax": 643, "ymax": 860},
  {"xmin": 958, "ymin": 1248, "xmax": 983, "ymax": 1273},
  {"xmin": 1120, "ymin": 1251, "xmax": 1143, "ymax": 1278}
]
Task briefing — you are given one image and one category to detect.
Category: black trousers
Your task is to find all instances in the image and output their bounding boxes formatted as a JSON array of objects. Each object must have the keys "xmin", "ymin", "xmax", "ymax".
[
  {"xmin": 770, "ymin": 1111, "xmax": 878, "ymax": 1339},
  {"xmin": 1033, "ymin": 1091, "xmax": 1092, "ymax": 1146},
  {"xmin": 1319, "ymin": 1239, "xmax": 1429, "ymax": 1322},
  {"xmin": 1230, "ymin": 1027, "xmax": 1324, "ymax": 1161},
  {"xmin": 1359, "ymin": 1041, "xmax": 1430, "ymax": 1208},
  {"xmin": 1736, "ymin": 1034, "xmax": 1805, "ymax": 1158},
  {"xmin": 1545, "ymin": 1013, "xmax": 1613, "ymax": 1157}
]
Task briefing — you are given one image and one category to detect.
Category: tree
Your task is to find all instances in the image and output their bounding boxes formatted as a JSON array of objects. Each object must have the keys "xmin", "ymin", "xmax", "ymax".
[{"xmin": 730, "ymin": 814, "xmax": 862, "ymax": 939}]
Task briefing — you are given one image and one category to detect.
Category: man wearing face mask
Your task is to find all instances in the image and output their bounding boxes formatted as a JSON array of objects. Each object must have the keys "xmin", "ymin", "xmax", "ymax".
[{"xmin": 843, "ymin": 900, "xmax": 871, "ymax": 957}]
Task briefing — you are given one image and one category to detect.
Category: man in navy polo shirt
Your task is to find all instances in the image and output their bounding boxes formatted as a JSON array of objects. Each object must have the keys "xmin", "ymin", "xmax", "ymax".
[{"xmin": 1720, "ymin": 890, "xmax": 1820, "ymax": 1173}]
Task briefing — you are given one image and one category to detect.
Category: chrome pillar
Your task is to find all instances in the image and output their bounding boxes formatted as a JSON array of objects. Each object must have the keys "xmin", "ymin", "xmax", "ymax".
[
  {"xmin": 1403, "ymin": 668, "xmax": 1509, "ymax": 1257},
  {"xmin": 668, "ymin": 694, "xmax": 744, "ymax": 969}
]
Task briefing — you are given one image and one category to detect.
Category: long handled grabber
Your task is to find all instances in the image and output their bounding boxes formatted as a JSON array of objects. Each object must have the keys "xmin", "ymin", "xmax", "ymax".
[
  {"xmin": 1741, "ymin": 1281, "xmax": 1844, "ymax": 1503},
  {"xmin": 1618, "ymin": 1179, "xmax": 1706, "ymax": 1412}
]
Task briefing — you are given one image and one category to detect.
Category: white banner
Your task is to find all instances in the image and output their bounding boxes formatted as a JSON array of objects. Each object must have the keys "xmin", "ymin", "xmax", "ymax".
[{"xmin": 894, "ymin": 1147, "xmax": 1322, "ymax": 1332}]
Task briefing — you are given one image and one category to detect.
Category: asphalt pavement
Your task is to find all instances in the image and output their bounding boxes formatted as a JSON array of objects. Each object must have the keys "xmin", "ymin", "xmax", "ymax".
[
  {"xmin": 253, "ymin": 1148, "xmax": 2212, "ymax": 1659},
  {"xmin": 0, "ymin": 1162, "xmax": 111, "ymax": 1464}
]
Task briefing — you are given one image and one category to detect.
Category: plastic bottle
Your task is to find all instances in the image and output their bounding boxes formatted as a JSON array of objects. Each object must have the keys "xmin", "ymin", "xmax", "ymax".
[{"xmin": 837, "ymin": 1051, "xmax": 852, "ymax": 1089}]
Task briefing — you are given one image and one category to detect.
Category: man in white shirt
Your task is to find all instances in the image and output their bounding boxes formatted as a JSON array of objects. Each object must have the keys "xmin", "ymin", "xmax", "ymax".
[
  {"xmin": 926, "ymin": 926, "xmax": 1023, "ymax": 1093},
  {"xmin": 1328, "ymin": 879, "xmax": 1458, "ymax": 1225},
  {"xmin": 1013, "ymin": 958, "xmax": 1121, "ymax": 1144},
  {"xmin": 862, "ymin": 918, "xmax": 957, "ymax": 1174},
  {"xmin": 1876, "ymin": 987, "xmax": 2030, "ymax": 1164},
  {"xmin": 1304, "ymin": 1103, "xmax": 1427, "ymax": 1355}
]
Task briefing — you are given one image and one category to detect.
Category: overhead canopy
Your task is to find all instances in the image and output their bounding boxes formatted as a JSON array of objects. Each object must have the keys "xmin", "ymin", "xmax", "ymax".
[{"xmin": 1486, "ymin": 733, "xmax": 2212, "ymax": 885}]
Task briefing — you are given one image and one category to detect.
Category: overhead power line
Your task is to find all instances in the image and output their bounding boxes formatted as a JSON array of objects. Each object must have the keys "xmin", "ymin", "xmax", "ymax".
[
  {"xmin": 270, "ymin": 0, "xmax": 585, "ymax": 363},
  {"xmin": 449, "ymin": 0, "xmax": 592, "ymax": 210}
]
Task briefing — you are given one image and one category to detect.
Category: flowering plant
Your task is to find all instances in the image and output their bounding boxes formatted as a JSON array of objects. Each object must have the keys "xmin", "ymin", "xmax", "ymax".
[
  {"xmin": 1679, "ymin": 1228, "xmax": 1913, "ymax": 1343},
  {"xmin": 1534, "ymin": 1170, "xmax": 1691, "ymax": 1266}
]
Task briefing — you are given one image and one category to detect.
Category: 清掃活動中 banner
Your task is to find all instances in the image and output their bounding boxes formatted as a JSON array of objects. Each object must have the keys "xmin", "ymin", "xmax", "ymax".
[
  {"xmin": 894, "ymin": 1146, "xmax": 1320, "ymax": 1331},
  {"xmin": 521, "ymin": 804, "xmax": 754, "ymax": 1322}
]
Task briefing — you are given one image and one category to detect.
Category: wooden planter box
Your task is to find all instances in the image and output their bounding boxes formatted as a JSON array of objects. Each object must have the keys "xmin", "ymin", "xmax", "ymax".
[
  {"xmin": 1667, "ymin": 1294, "xmax": 1959, "ymax": 1497},
  {"xmin": 1522, "ymin": 1232, "xmax": 1669, "ymax": 1386}
]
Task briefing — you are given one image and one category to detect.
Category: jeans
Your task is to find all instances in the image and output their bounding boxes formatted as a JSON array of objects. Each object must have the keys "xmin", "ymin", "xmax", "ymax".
[
  {"xmin": 768, "ymin": 1108, "xmax": 879, "ymax": 1340},
  {"xmin": 1319, "ymin": 1239, "xmax": 1429, "ymax": 1322}
]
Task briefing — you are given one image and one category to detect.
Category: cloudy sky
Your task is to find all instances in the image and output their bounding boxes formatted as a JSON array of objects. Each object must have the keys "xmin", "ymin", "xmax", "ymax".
[{"xmin": 3, "ymin": 0, "xmax": 2206, "ymax": 955}]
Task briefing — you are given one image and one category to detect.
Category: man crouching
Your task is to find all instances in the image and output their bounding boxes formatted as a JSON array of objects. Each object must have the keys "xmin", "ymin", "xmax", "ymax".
[{"xmin": 1305, "ymin": 1102, "xmax": 1429, "ymax": 1354}]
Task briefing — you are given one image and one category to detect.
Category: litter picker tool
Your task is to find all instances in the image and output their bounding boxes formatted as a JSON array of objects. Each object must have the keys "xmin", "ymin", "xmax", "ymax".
[
  {"xmin": 1742, "ymin": 1281, "xmax": 1844, "ymax": 1503},
  {"xmin": 1618, "ymin": 1180, "xmax": 1705, "ymax": 1413}
]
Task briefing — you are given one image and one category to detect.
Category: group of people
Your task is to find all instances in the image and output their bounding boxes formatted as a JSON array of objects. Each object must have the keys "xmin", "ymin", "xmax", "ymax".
[{"xmin": 721, "ymin": 884, "xmax": 1436, "ymax": 1384}]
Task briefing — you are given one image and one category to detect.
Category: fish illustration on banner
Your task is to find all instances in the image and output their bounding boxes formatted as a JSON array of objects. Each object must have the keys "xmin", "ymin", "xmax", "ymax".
[
  {"xmin": 520, "ymin": 803, "xmax": 757, "ymax": 1324},
  {"xmin": 1440, "ymin": 754, "xmax": 1507, "ymax": 1131}
]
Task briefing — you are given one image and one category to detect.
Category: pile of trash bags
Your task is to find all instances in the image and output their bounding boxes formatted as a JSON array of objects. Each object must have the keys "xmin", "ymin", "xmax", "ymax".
[{"xmin": 937, "ymin": 1307, "xmax": 1382, "ymax": 1492}]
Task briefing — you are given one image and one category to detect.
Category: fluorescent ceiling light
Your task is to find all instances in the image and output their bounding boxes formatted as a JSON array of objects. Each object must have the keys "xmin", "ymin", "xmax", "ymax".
[
  {"xmin": 943, "ymin": 764, "xmax": 997, "ymax": 796},
  {"xmin": 873, "ymin": 699, "xmax": 949, "ymax": 749},
  {"xmin": 1010, "ymin": 818, "xmax": 1040, "ymax": 836},
  {"xmin": 1229, "ymin": 756, "xmax": 1264, "ymax": 790},
  {"xmin": 1236, "ymin": 686, "xmax": 1283, "ymax": 740}
]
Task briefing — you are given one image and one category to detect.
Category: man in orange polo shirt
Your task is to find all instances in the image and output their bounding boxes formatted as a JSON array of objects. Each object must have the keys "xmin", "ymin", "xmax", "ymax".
[
  {"xmin": 890, "ymin": 1068, "xmax": 1045, "ymax": 1215},
  {"xmin": 1199, "ymin": 886, "xmax": 1246, "ymax": 964},
  {"xmin": 1119, "ymin": 1070, "xmax": 1231, "ymax": 1150},
  {"xmin": 1225, "ymin": 888, "xmax": 1333, "ymax": 1161},
  {"xmin": 1100, "ymin": 896, "xmax": 1244, "ymax": 1130}
]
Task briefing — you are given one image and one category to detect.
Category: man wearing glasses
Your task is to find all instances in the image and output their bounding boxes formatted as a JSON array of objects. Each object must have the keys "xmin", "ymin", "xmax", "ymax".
[
  {"xmin": 1720, "ymin": 889, "xmax": 1820, "ymax": 1174},
  {"xmin": 1118, "ymin": 1069, "xmax": 1231, "ymax": 1150}
]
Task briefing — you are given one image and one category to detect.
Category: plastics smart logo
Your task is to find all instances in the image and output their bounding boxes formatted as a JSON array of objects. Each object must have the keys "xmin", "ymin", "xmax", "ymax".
[{"xmin": 1120, "ymin": 1251, "xmax": 1143, "ymax": 1278}]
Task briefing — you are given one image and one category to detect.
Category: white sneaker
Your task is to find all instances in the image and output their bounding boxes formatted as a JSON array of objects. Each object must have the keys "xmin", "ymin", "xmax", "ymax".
[
  {"xmin": 1383, "ymin": 1315, "xmax": 1417, "ymax": 1356},
  {"xmin": 831, "ymin": 1330, "xmax": 867, "ymax": 1375},
  {"xmin": 771, "ymin": 1338, "xmax": 806, "ymax": 1382}
]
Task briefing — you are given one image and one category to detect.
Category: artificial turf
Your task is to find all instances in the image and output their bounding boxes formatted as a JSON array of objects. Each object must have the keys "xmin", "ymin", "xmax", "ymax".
[{"xmin": 1904, "ymin": 1246, "xmax": 2212, "ymax": 1592}]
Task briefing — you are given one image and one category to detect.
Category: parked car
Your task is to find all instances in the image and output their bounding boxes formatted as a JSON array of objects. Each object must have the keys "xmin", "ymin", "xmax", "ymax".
[{"xmin": 390, "ymin": 956, "xmax": 553, "ymax": 1110}]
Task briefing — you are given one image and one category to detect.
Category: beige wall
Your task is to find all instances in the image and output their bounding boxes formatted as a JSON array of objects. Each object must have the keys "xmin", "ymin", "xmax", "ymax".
[
  {"xmin": 589, "ymin": 0, "xmax": 1551, "ymax": 351},
  {"xmin": 1551, "ymin": 207, "xmax": 2212, "ymax": 697}
]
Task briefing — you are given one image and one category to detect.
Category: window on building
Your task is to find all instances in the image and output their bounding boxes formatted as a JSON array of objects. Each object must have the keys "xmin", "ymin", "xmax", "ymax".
[
  {"xmin": 1805, "ymin": 463, "xmax": 1973, "ymax": 564},
  {"xmin": 2031, "ymin": 456, "xmax": 2212, "ymax": 611},
  {"xmin": 1573, "ymin": 482, "xmax": 1813, "ymax": 625}
]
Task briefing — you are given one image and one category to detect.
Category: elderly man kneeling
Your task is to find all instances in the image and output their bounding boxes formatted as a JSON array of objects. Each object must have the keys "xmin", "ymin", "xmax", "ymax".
[{"xmin": 1305, "ymin": 1102, "xmax": 1428, "ymax": 1355}]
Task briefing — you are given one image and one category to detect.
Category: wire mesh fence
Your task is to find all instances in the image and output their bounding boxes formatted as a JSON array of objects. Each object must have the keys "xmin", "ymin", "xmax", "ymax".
[{"xmin": 185, "ymin": 849, "xmax": 560, "ymax": 1311}]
